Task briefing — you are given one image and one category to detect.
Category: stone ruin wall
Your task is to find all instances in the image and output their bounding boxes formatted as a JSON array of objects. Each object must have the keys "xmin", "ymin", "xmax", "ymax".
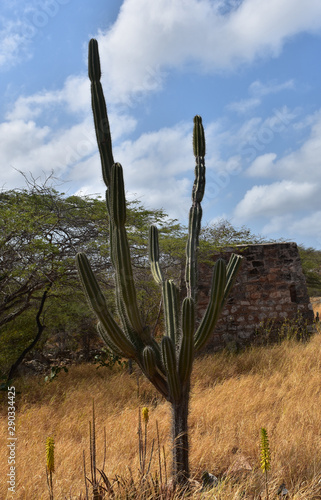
[{"xmin": 191, "ymin": 242, "xmax": 314, "ymax": 352}]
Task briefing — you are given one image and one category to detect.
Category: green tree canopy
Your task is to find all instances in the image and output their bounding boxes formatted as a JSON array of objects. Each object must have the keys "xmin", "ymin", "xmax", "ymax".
[
  {"xmin": 0, "ymin": 176, "xmax": 183, "ymax": 374},
  {"xmin": 298, "ymin": 246, "xmax": 321, "ymax": 296}
]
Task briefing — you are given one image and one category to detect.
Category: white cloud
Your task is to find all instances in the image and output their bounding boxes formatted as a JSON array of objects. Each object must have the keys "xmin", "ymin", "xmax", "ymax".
[
  {"xmin": 246, "ymin": 153, "xmax": 277, "ymax": 177},
  {"xmin": 1, "ymin": 72, "xmax": 199, "ymax": 221},
  {"xmin": 94, "ymin": 0, "xmax": 321, "ymax": 104},
  {"xmin": 260, "ymin": 211, "xmax": 321, "ymax": 244},
  {"xmin": 0, "ymin": 18, "xmax": 32, "ymax": 69},
  {"xmin": 246, "ymin": 109, "xmax": 321, "ymax": 181},
  {"xmin": 231, "ymin": 109, "xmax": 321, "ymax": 246},
  {"xmin": 234, "ymin": 180, "xmax": 319, "ymax": 220},
  {"xmin": 227, "ymin": 79, "xmax": 295, "ymax": 114},
  {"xmin": 113, "ymin": 123, "xmax": 195, "ymax": 219},
  {"xmin": 217, "ymin": 106, "xmax": 296, "ymax": 162},
  {"xmin": 227, "ymin": 97, "xmax": 261, "ymax": 114},
  {"xmin": 0, "ymin": 1, "xmax": 73, "ymax": 70},
  {"xmin": 66, "ymin": 120, "xmax": 208, "ymax": 221},
  {"xmin": 6, "ymin": 75, "xmax": 91, "ymax": 121},
  {"xmin": 261, "ymin": 214, "xmax": 293, "ymax": 236},
  {"xmin": 249, "ymin": 79, "xmax": 295, "ymax": 97},
  {"xmin": 0, "ymin": 117, "xmax": 97, "ymax": 185},
  {"xmin": 289, "ymin": 211, "xmax": 321, "ymax": 237},
  {"xmin": 0, "ymin": 73, "xmax": 137, "ymax": 191},
  {"xmin": 270, "ymin": 115, "xmax": 321, "ymax": 182}
]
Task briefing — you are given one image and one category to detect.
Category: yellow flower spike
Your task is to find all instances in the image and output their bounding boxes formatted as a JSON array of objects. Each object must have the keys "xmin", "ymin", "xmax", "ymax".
[
  {"xmin": 142, "ymin": 407, "xmax": 149, "ymax": 424},
  {"xmin": 46, "ymin": 436, "xmax": 55, "ymax": 473},
  {"xmin": 260, "ymin": 428, "xmax": 271, "ymax": 473},
  {"xmin": 260, "ymin": 428, "xmax": 271, "ymax": 500}
]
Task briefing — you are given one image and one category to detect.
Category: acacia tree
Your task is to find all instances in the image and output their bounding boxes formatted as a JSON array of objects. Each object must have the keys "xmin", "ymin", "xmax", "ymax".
[
  {"xmin": 0, "ymin": 178, "xmax": 109, "ymax": 329},
  {"xmin": 200, "ymin": 218, "xmax": 267, "ymax": 248},
  {"xmin": 298, "ymin": 246, "xmax": 321, "ymax": 296},
  {"xmin": 0, "ymin": 176, "xmax": 183, "ymax": 377},
  {"xmin": 76, "ymin": 39, "xmax": 242, "ymax": 487}
]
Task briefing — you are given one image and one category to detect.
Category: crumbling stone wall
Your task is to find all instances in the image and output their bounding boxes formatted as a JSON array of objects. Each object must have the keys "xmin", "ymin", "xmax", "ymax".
[{"xmin": 194, "ymin": 242, "xmax": 314, "ymax": 351}]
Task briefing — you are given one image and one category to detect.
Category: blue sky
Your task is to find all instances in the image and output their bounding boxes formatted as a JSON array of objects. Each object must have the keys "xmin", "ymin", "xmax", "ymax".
[{"xmin": 1, "ymin": 0, "xmax": 321, "ymax": 249}]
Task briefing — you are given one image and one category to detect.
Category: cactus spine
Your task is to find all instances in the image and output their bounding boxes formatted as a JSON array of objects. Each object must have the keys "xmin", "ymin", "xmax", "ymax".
[{"xmin": 76, "ymin": 38, "xmax": 243, "ymax": 487}]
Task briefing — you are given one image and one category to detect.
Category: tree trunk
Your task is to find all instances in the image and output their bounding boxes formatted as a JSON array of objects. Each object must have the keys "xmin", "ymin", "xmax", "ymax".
[
  {"xmin": 171, "ymin": 384, "xmax": 190, "ymax": 486},
  {"xmin": 7, "ymin": 283, "xmax": 52, "ymax": 382}
]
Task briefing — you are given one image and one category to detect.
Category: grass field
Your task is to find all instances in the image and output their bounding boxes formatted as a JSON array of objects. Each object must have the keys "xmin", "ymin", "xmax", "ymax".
[{"xmin": 1, "ymin": 332, "xmax": 321, "ymax": 499}]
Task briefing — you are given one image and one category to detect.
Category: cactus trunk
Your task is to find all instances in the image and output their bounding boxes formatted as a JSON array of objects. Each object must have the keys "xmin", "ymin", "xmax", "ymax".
[
  {"xmin": 172, "ymin": 386, "xmax": 190, "ymax": 485},
  {"xmin": 76, "ymin": 38, "xmax": 243, "ymax": 488}
]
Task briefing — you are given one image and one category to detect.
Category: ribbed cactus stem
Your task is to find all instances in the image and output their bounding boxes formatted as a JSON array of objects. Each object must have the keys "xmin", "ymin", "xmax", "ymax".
[
  {"xmin": 161, "ymin": 336, "xmax": 181, "ymax": 402},
  {"xmin": 89, "ymin": 38, "xmax": 114, "ymax": 187},
  {"xmin": 76, "ymin": 252, "xmax": 137, "ymax": 358},
  {"xmin": 149, "ymin": 225, "xmax": 164, "ymax": 284},
  {"xmin": 142, "ymin": 345, "xmax": 169, "ymax": 399},
  {"xmin": 193, "ymin": 115, "xmax": 206, "ymax": 157},
  {"xmin": 88, "ymin": 38, "xmax": 101, "ymax": 81},
  {"xmin": 113, "ymin": 225, "xmax": 144, "ymax": 335},
  {"xmin": 143, "ymin": 345, "xmax": 157, "ymax": 377},
  {"xmin": 109, "ymin": 163, "xmax": 127, "ymax": 227},
  {"xmin": 185, "ymin": 204, "xmax": 202, "ymax": 299},
  {"xmin": 97, "ymin": 322, "xmax": 127, "ymax": 358},
  {"xmin": 223, "ymin": 253, "xmax": 243, "ymax": 304},
  {"xmin": 105, "ymin": 162, "xmax": 144, "ymax": 337},
  {"xmin": 185, "ymin": 116, "xmax": 206, "ymax": 300},
  {"xmin": 163, "ymin": 280, "xmax": 179, "ymax": 345},
  {"xmin": 178, "ymin": 297, "xmax": 195, "ymax": 383},
  {"xmin": 194, "ymin": 258, "xmax": 227, "ymax": 352}
]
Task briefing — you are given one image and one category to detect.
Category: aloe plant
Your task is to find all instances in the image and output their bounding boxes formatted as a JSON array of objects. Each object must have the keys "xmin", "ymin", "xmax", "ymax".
[
  {"xmin": 260, "ymin": 427, "xmax": 271, "ymax": 500},
  {"xmin": 45, "ymin": 436, "xmax": 55, "ymax": 500},
  {"xmin": 76, "ymin": 38, "xmax": 243, "ymax": 487}
]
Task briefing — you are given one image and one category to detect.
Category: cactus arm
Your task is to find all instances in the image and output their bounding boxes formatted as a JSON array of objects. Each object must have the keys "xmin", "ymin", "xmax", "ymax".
[
  {"xmin": 88, "ymin": 39, "xmax": 114, "ymax": 188},
  {"xmin": 109, "ymin": 163, "xmax": 126, "ymax": 227},
  {"xmin": 149, "ymin": 225, "xmax": 164, "ymax": 284},
  {"xmin": 161, "ymin": 336, "xmax": 181, "ymax": 402},
  {"xmin": 194, "ymin": 258, "xmax": 227, "ymax": 352},
  {"xmin": 143, "ymin": 345, "xmax": 157, "ymax": 377},
  {"xmin": 114, "ymin": 274, "xmax": 147, "ymax": 353},
  {"xmin": 163, "ymin": 280, "xmax": 179, "ymax": 346},
  {"xmin": 185, "ymin": 204, "xmax": 202, "ymax": 300},
  {"xmin": 97, "ymin": 322, "xmax": 128, "ymax": 358},
  {"xmin": 75, "ymin": 252, "xmax": 137, "ymax": 358},
  {"xmin": 223, "ymin": 253, "xmax": 243, "ymax": 304},
  {"xmin": 193, "ymin": 114, "xmax": 206, "ymax": 158},
  {"xmin": 107, "ymin": 163, "xmax": 146, "ymax": 338},
  {"xmin": 185, "ymin": 116, "xmax": 206, "ymax": 300},
  {"xmin": 193, "ymin": 254, "xmax": 242, "ymax": 353},
  {"xmin": 178, "ymin": 297, "xmax": 195, "ymax": 383},
  {"xmin": 113, "ymin": 225, "xmax": 145, "ymax": 333},
  {"xmin": 143, "ymin": 346, "xmax": 169, "ymax": 399}
]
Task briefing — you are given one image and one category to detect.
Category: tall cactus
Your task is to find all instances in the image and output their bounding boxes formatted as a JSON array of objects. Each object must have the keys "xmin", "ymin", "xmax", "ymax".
[{"xmin": 76, "ymin": 38, "xmax": 243, "ymax": 487}]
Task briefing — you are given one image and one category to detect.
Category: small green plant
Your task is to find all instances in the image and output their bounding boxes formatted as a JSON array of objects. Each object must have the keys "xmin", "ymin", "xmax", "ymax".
[
  {"xmin": 279, "ymin": 311, "xmax": 311, "ymax": 342},
  {"xmin": 94, "ymin": 347, "xmax": 128, "ymax": 370},
  {"xmin": 260, "ymin": 427, "xmax": 271, "ymax": 500},
  {"xmin": 254, "ymin": 311, "xmax": 312, "ymax": 346},
  {"xmin": 45, "ymin": 436, "xmax": 55, "ymax": 500},
  {"xmin": 44, "ymin": 365, "xmax": 68, "ymax": 383}
]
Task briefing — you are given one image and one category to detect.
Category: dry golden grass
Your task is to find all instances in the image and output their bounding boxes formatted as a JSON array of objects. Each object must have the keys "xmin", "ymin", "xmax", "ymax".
[
  {"xmin": 311, "ymin": 297, "xmax": 321, "ymax": 318},
  {"xmin": 1, "ymin": 333, "xmax": 321, "ymax": 499}
]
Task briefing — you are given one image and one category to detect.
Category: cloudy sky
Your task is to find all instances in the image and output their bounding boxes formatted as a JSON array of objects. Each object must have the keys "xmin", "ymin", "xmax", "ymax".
[{"xmin": 1, "ymin": 0, "xmax": 321, "ymax": 249}]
